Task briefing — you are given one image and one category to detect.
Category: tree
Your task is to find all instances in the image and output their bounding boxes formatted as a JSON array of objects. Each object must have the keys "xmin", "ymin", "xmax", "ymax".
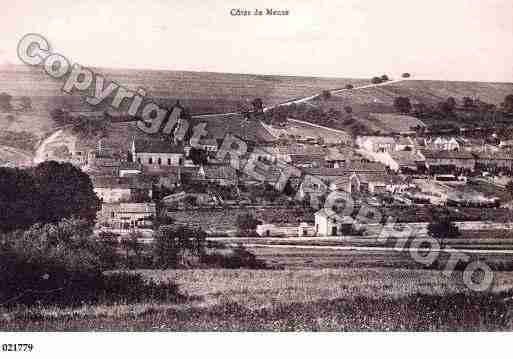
[
  {"xmin": 189, "ymin": 147, "xmax": 209, "ymax": 165},
  {"xmin": 394, "ymin": 96, "xmax": 412, "ymax": 114},
  {"xmin": 20, "ymin": 96, "xmax": 32, "ymax": 111},
  {"xmin": 153, "ymin": 224, "xmax": 206, "ymax": 269},
  {"xmin": 345, "ymin": 84, "xmax": 354, "ymax": 90},
  {"xmin": 503, "ymin": 94, "xmax": 513, "ymax": 114},
  {"xmin": 427, "ymin": 214, "xmax": 460, "ymax": 238},
  {"xmin": 344, "ymin": 105, "xmax": 353, "ymax": 114},
  {"xmin": 236, "ymin": 213, "xmax": 260, "ymax": 236},
  {"xmin": 371, "ymin": 77, "xmax": 382, "ymax": 84},
  {"xmin": 462, "ymin": 96, "xmax": 474, "ymax": 109},
  {"xmin": 380, "ymin": 74, "xmax": 389, "ymax": 82},
  {"xmin": 402, "ymin": 73, "xmax": 411, "ymax": 78},
  {"xmin": 120, "ymin": 230, "xmax": 143, "ymax": 268},
  {"xmin": 251, "ymin": 98, "xmax": 264, "ymax": 113},
  {"xmin": 446, "ymin": 97, "xmax": 457, "ymax": 111},
  {"xmin": 32, "ymin": 161, "xmax": 100, "ymax": 226},
  {"xmin": 0, "ymin": 92, "xmax": 13, "ymax": 112},
  {"xmin": 321, "ymin": 90, "xmax": 332, "ymax": 100},
  {"xmin": 0, "ymin": 167, "xmax": 41, "ymax": 232}
]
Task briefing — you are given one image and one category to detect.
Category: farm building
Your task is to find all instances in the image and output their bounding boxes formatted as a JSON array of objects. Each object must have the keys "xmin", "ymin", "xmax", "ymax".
[
  {"xmin": 421, "ymin": 150, "xmax": 476, "ymax": 172},
  {"xmin": 314, "ymin": 208, "xmax": 354, "ymax": 236},
  {"xmin": 92, "ymin": 175, "xmax": 154, "ymax": 203},
  {"xmin": 356, "ymin": 136, "xmax": 396, "ymax": 153},
  {"xmin": 131, "ymin": 139, "xmax": 184, "ymax": 166},
  {"xmin": 98, "ymin": 202, "xmax": 156, "ymax": 230}
]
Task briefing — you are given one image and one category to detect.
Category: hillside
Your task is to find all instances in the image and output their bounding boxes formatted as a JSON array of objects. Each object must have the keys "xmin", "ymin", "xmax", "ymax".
[
  {"xmin": 317, "ymin": 79, "xmax": 513, "ymax": 115},
  {"xmin": 0, "ymin": 65, "xmax": 366, "ymax": 116}
]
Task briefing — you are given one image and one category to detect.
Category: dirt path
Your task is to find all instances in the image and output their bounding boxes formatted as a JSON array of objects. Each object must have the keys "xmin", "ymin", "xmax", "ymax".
[{"xmin": 33, "ymin": 129, "xmax": 77, "ymax": 164}]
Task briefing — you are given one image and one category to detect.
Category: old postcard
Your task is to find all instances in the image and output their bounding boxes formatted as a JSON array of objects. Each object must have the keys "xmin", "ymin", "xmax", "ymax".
[{"xmin": 1, "ymin": 0, "xmax": 513, "ymax": 349}]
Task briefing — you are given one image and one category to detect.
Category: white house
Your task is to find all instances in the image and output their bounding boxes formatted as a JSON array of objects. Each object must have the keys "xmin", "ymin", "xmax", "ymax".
[
  {"xmin": 356, "ymin": 136, "xmax": 397, "ymax": 153},
  {"xmin": 131, "ymin": 139, "xmax": 184, "ymax": 166},
  {"xmin": 314, "ymin": 208, "xmax": 354, "ymax": 236}
]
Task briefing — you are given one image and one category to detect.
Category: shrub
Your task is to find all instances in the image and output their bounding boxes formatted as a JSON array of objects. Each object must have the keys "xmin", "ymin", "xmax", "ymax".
[
  {"xmin": 0, "ymin": 219, "xmax": 182, "ymax": 307},
  {"xmin": 201, "ymin": 245, "xmax": 267, "ymax": 269},
  {"xmin": 153, "ymin": 225, "xmax": 207, "ymax": 269},
  {"xmin": 427, "ymin": 216, "xmax": 461, "ymax": 238}
]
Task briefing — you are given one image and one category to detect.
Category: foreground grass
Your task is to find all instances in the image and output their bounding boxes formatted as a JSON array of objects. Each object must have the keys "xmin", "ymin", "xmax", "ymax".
[{"xmin": 3, "ymin": 268, "xmax": 513, "ymax": 331}]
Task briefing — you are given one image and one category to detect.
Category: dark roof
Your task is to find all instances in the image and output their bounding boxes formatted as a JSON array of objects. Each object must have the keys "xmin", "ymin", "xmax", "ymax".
[
  {"xmin": 304, "ymin": 162, "xmax": 386, "ymax": 177},
  {"xmin": 421, "ymin": 150, "xmax": 474, "ymax": 160},
  {"xmin": 190, "ymin": 114, "xmax": 276, "ymax": 143},
  {"xmin": 133, "ymin": 139, "xmax": 183, "ymax": 154},
  {"xmin": 201, "ymin": 165, "xmax": 237, "ymax": 181},
  {"xmin": 475, "ymin": 151, "xmax": 513, "ymax": 160},
  {"xmin": 92, "ymin": 175, "xmax": 155, "ymax": 189},
  {"xmin": 119, "ymin": 161, "xmax": 143, "ymax": 171}
]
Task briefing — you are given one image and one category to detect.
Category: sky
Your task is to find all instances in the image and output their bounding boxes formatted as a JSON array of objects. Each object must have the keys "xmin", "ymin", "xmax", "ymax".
[{"xmin": 1, "ymin": 0, "xmax": 512, "ymax": 82}]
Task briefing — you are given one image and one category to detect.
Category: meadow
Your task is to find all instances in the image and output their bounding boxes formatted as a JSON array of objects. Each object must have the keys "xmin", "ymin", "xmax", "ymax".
[{"xmin": 3, "ymin": 267, "xmax": 513, "ymax": 331}]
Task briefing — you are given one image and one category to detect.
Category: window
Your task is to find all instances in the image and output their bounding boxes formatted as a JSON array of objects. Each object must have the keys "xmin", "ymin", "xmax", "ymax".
[
  {"xmin": 179, "ymin": 158, "xmax": 184, "ymax": 166},
  {"xmin": 167, "ymin": 158, "xmax": 171, "ymax": 165},
  {"xmin": 148, "ymin": 157, "xmax": 153, "ymax": 164},
  {"xmin": 137, "ymin": 158, "xmax": 141, "ymax": 163},
  {"xmin": 158, "ymin": 158, "xmax": 162, "ymax": 165}
]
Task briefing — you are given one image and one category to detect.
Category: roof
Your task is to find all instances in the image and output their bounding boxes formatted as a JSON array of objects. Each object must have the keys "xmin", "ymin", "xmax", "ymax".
[
  {"xmin": 92, "ymin": 175, "xmax": 155, "ymax": 189},
  {"xmin": 133, "ymin": 139, "xmax": 183, "ymax": 154},
  {"xmin": 396, "ymin": 137, "xmax": 415, "ymax": 146},
  {"xmin": 119, "ymin": 161, "xmax": 143, "ymax": 171},
  {"xmin": 390, "ymin": 150, "xmax": 424, "ymax": 167},
  {"xmin": 356, "ymin": 173, "xmax": 392, "ymax": 184},
  {"xmin": 198, "ymin": 138, "xmax": 219, "ymax": 147},
  {"xmin": 358, "ymin": 136, "xmax": 396, "ymax": 144},
  {"xmin": 259, "ymin": 144, "xmax": 326, "ymax": 157},
  {"xmin": 421, "ymin": 150, "xmax": 475, "ymax": 160},
  {"xmin": 475, "ymin": 151, "xmax": 513, "ymax": 160},
  {"xmin": 190, "ymin": 113, "xmax": 276, "ymax": 143},
  {"xmin": 118, "ymin": 202, "xmax": 156, "ymax": 213},
  {"xmin": 325, "ymin": 147, "xmax": 353, "ymax": 161},
  {"xmin": 314, "ymin": 208, "xmax": 353, "ymax": 223},
  {"xmin": 304, "ymin": 162, "xmax": 386, "ymax": 177},
  {"xmin": 290, "ymin": 154, "xmax": 325, "ymax": 164},
  {"xmin": 201, "ymin": 165, "xmax": 237, "ymax": 180}
]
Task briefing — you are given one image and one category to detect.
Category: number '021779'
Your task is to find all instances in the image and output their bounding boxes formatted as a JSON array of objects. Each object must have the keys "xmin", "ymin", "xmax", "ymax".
[{"xmin": 2, "ymin": 344, "xmax": 34, "ymax": 352}]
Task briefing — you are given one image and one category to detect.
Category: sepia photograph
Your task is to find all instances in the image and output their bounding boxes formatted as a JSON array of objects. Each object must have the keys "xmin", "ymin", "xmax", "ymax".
[{"xmin": 1, "ymin": 0, "xmax": 513, "ymax": 348}]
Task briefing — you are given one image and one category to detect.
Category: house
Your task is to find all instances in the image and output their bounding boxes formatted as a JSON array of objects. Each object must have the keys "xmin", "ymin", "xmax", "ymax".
[
  {"xmin": 256, "ymin": 222, "xmax": 316, "ymax": 237},
  {"xmin": 427, "ymin": 137, "xmax": 460, "ymax": 151},
  {"xmin": 421, "ymin": 150, "xmax": 476, "ymax": 172},
  {"xmin": 474, "ymin": 151, "xmax": 513, "ymax": 170},
  {"xmin": 257, "ymin": 144, "xmax": 326, "ymax": 164},
  {"xmin": 395, "ymin": 137, "xmax": 415, "ymax": 151},
  {"xmin": 356, "ymin": 136, "xmax": 396, "ymax": 153},
  {"xmin": 98, "ymin": 202, "xmax": 156, "ymax": 230},
  {"xmin": 92, "ymin": 175, "xmax": 154, "ymax": 203},
  {"xmin": 304, "ymin": 162, "xmax": 387, "ymax": 184},
  {"xmin": 197, "ymin": 165, "xmax": 237, "ymax": 186},
  {"xmin": 324, "ymin": 147, "xmax": 359, "ymax": 168},
  {"xmin": 389, "ymin": 150, "xmax": 425, "ymax": 172},
  {"xmin": 131, "ymin": 139, "xmax": 184, "ymax": 166},
  {"xmin": 119, "ymin": 161, "xmax": 143, "ymax": 177},
  {"xmin": 314, "ymin": 208, "xmax": 354, "ymax": 236}
]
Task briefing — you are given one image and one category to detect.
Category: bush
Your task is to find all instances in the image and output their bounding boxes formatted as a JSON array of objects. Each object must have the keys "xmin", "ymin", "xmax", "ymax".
[
  {"xmin": 201, "ymin": 245, "xmax": 267, "ymax": 269},
  {"xmin": 427, "ymin": 216, "xmax": 461, "ymax": 238},
  {"xmin": 0, "ymin": 219, "xmax": 183, "ymax": 307},
  {"xmin": 153, "ymin": 225, "xmax": 207, "ymax": 269}
]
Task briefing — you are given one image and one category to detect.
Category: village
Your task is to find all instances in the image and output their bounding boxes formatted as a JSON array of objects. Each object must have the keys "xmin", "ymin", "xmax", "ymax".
[{"xmin": 37, "ymin": 107, "xmax": 513, "ymax": 241}]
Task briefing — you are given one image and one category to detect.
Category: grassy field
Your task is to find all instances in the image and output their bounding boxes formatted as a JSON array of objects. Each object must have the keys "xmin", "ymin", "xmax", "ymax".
[
  {"xmin": 3, "ymin": 267, "xmax": 513, "ymax": 331},
  {"xmin": 330, "ymin": 80, "xmax": 513, "ymax": 109}
]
